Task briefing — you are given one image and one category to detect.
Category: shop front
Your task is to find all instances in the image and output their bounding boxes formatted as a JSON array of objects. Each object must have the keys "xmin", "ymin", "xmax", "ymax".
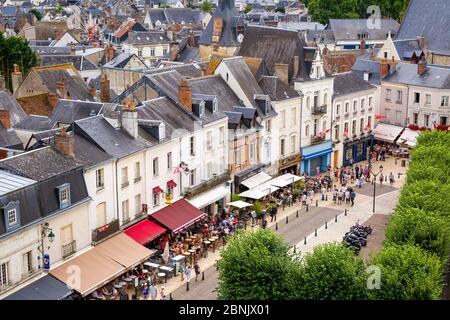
[
  {"xmin": 233, "ymin": 163, "xmax": 266, "ymax": 194},
  {"xmin": 373, "ymin": 123, "xmax": 405, "ymax": 145},
  {"xmin": 300, "ymin": 141, "xmax": 333, "ymax": 176},
  {"xmin": 278, "ymin": 154, "xmax": 301, "ymax": 175},
  {"xmin": 343, "ymin": 135, "xmax": 374, "ymax": 167},
  {"xmin": 187, "ymin": 185, "xmax": 229, "ymax": 216}
]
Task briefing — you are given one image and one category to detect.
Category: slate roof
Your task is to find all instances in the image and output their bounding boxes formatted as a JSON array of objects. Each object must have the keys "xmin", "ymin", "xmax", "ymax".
[
  {"xmin": 13, "ymin": 115, "xmax": 53, "ymax": 131},
  {"xmin": 127, "ymin": 31, "xmax": 172, "ymax": 45},
  {"xmin": 0, "ymin": 91, "xmax": 27, "ymax": 126},
  {"xmin": 40, "ymin": 55, "xmax": 99, "ymax": 71},
  {"xmin": 164, "ymin": 8, "xmax": 202, "ymax": 24},
  {"xmin": 396, "ymin": 0, "xmax": 450, "ymax": 55},
  {"xmin": 31, "ymin": 46, "xmax": 71, "ymax": 55},
  {"xmin": 258, "ymin": 75, "xmax": 301, "ymax": 101},
  {"xmin": 393, "ymin": 39, "xmax": 422, "ymax": 60},
  {"xmin": 238, "ymin": 25, "xmax": 312, "ymax": 82},
  {"xmin": 0, "ymin": 123, "xmax": 22, "ymax": 150},
  {"xmin": 333, "ymin": 72, "xmax": 376, "ymax": 97},
  {"xmin": 49, "ymin": 99, "xmax": 103, "ymax": 126},
  {"xmin": 102, "ymin": 52, "xmax": 147, "ymax": 69},
  {"xmin": 144, "ymin": 63, "xmax": 202, "ymax": 78},
  {"xmin": 305, "ymin": 29, "xmax": 336, "ymax": 44},
  {"xmin": 351, "ymin": 58, "xmax": 382, "ymax": 85},
  {"xmin": 0, "ymin": 170, "xmax": 36, "ymax": 196},
  {"xmin": 328, "ymin": 19, "xmax": 400, "ymax": 41},
  {"xmin": 74, "ymin": 115, "xmax": 148, "ymax": 159},
  {"xmin": 383, "ymin": 63, "xmax": 450, "ymax": 89}
]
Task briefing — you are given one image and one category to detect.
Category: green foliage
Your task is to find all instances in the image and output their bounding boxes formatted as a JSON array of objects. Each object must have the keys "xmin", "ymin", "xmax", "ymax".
[
  {"xmin": 217, "ymin": 229, "xmax": 297, "ymax": 300},
  {"xmin": 386, "ymin": 207, "xmax": 450, "ymax": 260},
  {"xmin": 368, "ymin": 244, "xmax": 443, "ymax": 300},
  {"xmin": 29, "ymin": 9, "xmax": 43, "ymax": 21},
  {"xmin": 55, "ymin": 6, "xmax": 64, "ymax": 14},
  {"xmin": 0, "ymin": 33, "xmax": 37, "ymax": 92},
  {"xmin": 275, "ymin": 7, "xmax": 285, "ymax": 14},
  {"xmin": 231, "ymin": 193, "xmax": 242, "ymax": 202},
  {"xmin": 295, "ymin": 179, "xmax": 305, "ymax": 189},
  {"xmin": 244, "ymin": 5, "xmax": 253, "ymax": 14},
  {"xmin": 299, "ymin": 243, "xmax": 368, "ymax": 300},
  {"xmin": 200, "ymin": 0, "xmax": 214, "ymax": 13},
  {"xmin": 252, "ymin": 200, "xmax": 263, "ymax": 215},
  {"xmin": 292, "ymin": 188, "xmax": 301, "ymax": 199}
]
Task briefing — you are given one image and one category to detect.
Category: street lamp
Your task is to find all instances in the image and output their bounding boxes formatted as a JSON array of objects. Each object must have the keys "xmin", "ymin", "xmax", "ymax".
[
  {"xmin": 38, "ymin": 222, "xmax": 55, "ymax": 270},
  {"xmin": 369, "ymin": 164, "xmax": 384, "ymax": 213}
]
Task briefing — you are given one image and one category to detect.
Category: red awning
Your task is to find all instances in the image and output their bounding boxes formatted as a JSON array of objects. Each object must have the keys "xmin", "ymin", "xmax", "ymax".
[
  {"xmin": 150, "ymin": 198, "xmax": 206, "ymax": 234},
  {"xmin": 167, "ymin": 180, "xmax": 177, "ymax": 188},
  {"xmin": 152, "ymin": 186, "xmax": 164, "ymax": 194},
  {"xmin": 124, "ymin": 220, "xmax": 167, "ymax": 245}
]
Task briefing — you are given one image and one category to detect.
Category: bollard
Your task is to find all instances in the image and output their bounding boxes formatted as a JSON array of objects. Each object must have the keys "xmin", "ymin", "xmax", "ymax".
[
  {"xmin": 315, "ymin": 228, "xmax": 317, "ymax": 237},
  {"xmin": 335, "ymin": 215, "xmax": 337, "ymax": 222},
  {"xmin": 216, "ymin": 260, "xmax": 219, "ymax": 271},
  {"xmin": 326, "ymin": 195, "xmax": 328, "ymax": 201},
  {"xmin": 398, "ymin": 173, "xmax": 401, "ymax": 179},
  {"xmin": 304, "ymin": 236, "xmax": 307, "ymax": 245},
  {"xmin": 170, "ymin": 293, "xmax": 173, "ymax": 300},
  {"xmin": 385, "ymin": 176, "xmax": 387, "ymax": 182},
  {"xmin": 286, "ymin": 216, "xmax": 289, "ymax": 224},
  {"xmin": 345, "ymin": 209, "xmax": 347, "ymax": 216},
  {"xmin": 276, "ymin": 222, "xmax": 278, "ymax": 230},
  {"xmin": 296, "ymin": 210, "xmax": 299, "ymax": 218},
  {"xmin": 293, "ymin": 245, "xmax": 296, "ymax": 253},
  {"xmin": 306, "ymin": 204, "xmax": 309, "ymax": 212},
  {"xmin": 325, "ymin": 221, "xmax": 328, "ymax": 229},
  {"xmin": 316, "ymin": 200, "xmax": 318, "ymax": 207},
  {"xmin": 202, "ymin": 271, "xmax": 205, "ymax": 281},
  {"xmin": 186, "ymin": 281, "xmax": 190, "ymax": 291}
]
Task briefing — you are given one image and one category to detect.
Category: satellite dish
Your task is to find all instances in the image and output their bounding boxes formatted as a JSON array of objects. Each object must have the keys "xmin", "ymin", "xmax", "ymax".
[{"xmin": 237, "ymin": 33, "xmax": 244, "ymax": 43}]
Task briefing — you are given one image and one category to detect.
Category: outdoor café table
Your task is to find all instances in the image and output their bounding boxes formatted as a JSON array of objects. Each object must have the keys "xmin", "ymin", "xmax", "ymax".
[
  {"xmin": 209, "ymin": 238, "xmax": 216, "ymax": 252},
  {"xmin": 129, "ymin": 275, "xmax": 137, "ymax": 280},
  {"xmin": 171, "ymin": 254, "xmax": 185, "ymax": 275},
  {"xmin": 183, "ymin": 251, "xmax": 191, "ymax": 266},
  {"xmin": 123, "ymin": 277, "xmax": 132, "ymax": 282},
  {"xmin": 114, "ymin": 284, "xmax": 122, "ymax": 289},
  {"xmin": 119, "ymin": 281, "xmax": 127, "ymax": 287},
  {"xmin": 157, "ymin": 272, "xmax": 166, "ymax": 284},
  {"xmin": 144, "ymin": 262, "xmax": 160, "ymax": 270}
]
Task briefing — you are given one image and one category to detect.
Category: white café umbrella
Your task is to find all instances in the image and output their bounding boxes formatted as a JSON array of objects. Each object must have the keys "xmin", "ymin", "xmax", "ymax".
[
  {"xmin": 162, "ymin": 241, "xmax": 170, "ymax": 263},
  {"xmin": 226, "ymin": 200, "xmax": 252, "ymax": 209}
]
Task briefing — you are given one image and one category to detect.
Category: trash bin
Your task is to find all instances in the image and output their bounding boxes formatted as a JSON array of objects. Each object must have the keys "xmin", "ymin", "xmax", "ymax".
[{"xmin": 401, "ymin": 159, "xmax": 406, "ymax": 167}]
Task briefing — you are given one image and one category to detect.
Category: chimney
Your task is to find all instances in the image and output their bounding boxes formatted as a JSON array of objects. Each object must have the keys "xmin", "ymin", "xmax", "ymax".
[
  {"xmin": 167, "ymin": 30, "xmax": 174, "ymax": 42},
  {"xmin": 11, "ymin": 64, "xmax": 23, "ymax": 94},
  {"xmin": 274, "ymin": 63, "xmax": 289, "ymax": 85},
  {"xmin": 417, "ymin": 58, "xmax": 426, "ymax": 76},
  {"xmin": 100, "ymin": 74, "xmax": 110, "ymax": 102},
  {"xmin": 293, "ymin": 56, "xmax": 299, "ymax": 78},
  {"xmin": 120, "ymin": 103, "xmax": 138, "ymax": 138},
  {"xmin": 89, "ymin": 85, "xmax": 97, "ymax": 98},
  {"xmin": 107, "ymin": 45, "xmax": 115, "ymax": 61},
  {"xmin": 417, "ymin": 35, "xmax": 425, "ymax": 50},
  {"xmin": 212, "ymin": 17, "xmax": 223, "ymax": 44},
  {"xmin": 54, "ymin": 128, "xmax": 75, "ymax": 158},
  {"xmin": 54, "ymin": 30, "xmax": 62, "ymax": 41},
  {"xmin": 127, "ymin": 31, "xmax": 134, "ymax": 43},
  {"xmin": 178, "ymin": 79, "xmax": 192, "ymax": 112},
  {"xmin": 188, "ymin": 31, "xmax": 195, "ymax": 48},
  {"xmin": 380, "ymin": 59, "xmax": 390, "ymax": 78},
  {"xmin": 0, "ymin": 110, "xmax": 11, "ymax": 129},
  {"xmin": 360, "ymin": 39, "xmax": 366, "ymax": 51},
  {"xmin": 48, "ymin": 92, "xmax": 60, "ymax": 109},
  {"xmin": 70, "ymin": 42, "xmax": 76, "ymax": 55},
  {"xmin": 55, "ymin": 77, "xmax": 67, "ymax": 98}
]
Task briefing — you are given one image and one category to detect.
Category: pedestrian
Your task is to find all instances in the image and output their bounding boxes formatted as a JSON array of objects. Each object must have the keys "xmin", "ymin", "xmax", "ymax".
[
  {"xmin": 159, "ymin": 287, "xmax": 166, "ymax": 300},
  {"xmin": 321, "ymin": 186, "xmax": 326, "ymax": 201},
  {"xmin": 142, "ymin": 283, "xmax": 149, "ymax": 300},
  {"xmin": 270, "ymin": 205, "xmax": 277, "ymax": 222},
  {"xmin": 379, "ymin": 173, "xmax": 384, "ymax": 185},
  {"xmin": 178, "ymin": 263, "xmax": 184, "ymax": 281},
  {"xmin": 389, "ymin": 172, "xmax": 395, "ymax": 186},
  {"xmin": 185, "ymin": 265, "xmax": 192, "ymax": 284},
  {"xmin": 150, "ymin": 283, "xmax": 158, "ymax": 300},
  {"xmin": 194, "ymin": 261, "xmax": 201, "ymax": 282},
  {"xmin": 345, "ymin": 189, "xmax": 350, "ymax": 204},
  {"xmin": 302, "ymin": 193, "xmax": 307, "ymax": 206},
  {"xmin": 337, "ymin": 189, "xmax": 343, "ymax": 205},
  {"xmin": 316, "ymin": 165, "xmax": 320, "ymax": 176},
  {"xmin": 350, "ymin": 188, "xmax": 356, "ymax": 206},
  {"xmin": 250, "ymin": 209, "xmax": 257, "ymax": 227},
  {"xmin": 333, "ymin": 188, "xmax": 337, "ymax": 204}
]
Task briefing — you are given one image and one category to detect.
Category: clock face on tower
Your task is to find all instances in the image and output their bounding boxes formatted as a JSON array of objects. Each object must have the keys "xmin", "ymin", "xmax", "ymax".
[{"xmin": 237, "ymin": 33, "xmax": 244, "ymax": 43}]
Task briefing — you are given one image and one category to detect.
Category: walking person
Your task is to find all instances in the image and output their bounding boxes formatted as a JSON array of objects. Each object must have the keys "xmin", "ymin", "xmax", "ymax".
[
  {"xmin": 350, "ymin": 188, "xmax": 356, "ymax": 206},
  {"xmin": 142, "ymin": 283, "xmax": 149, "ymax": 300},
  {"xmin": 185, "ymin": 265, "xmax": 192, "ymax": 284},
  {"xmin": 337, "ymin": 189, "xmax": 343, "ymax": 205},
  {"xmin": 389, "ymin": 172, "xmax": 395, "ymax": 186},
  {"xmin": 316, "ymin": 165, "xmax": 320, "ymax": 176},
  {"xmin": 379, "ymin": 173, "xmax": 384, "ymax": 185},
  {"xmin": 178, "ymin": 263, "xmax": 184, "ymax": 281},
  {"xmin": 321, "ymin": 186, "xmax": 326, "ymax": 201},
  {"xmin": 194, "ymin": 261, "xmax": 201, "ymax": 282},
  {"xmin": 159, "ymin": 287, "xmax": 166, "ymax": 300},
  {"xmin": 150, "ymin": 283, "xmax": 158, "ymax": 300},
  {"xmin": 333, "ymin": 188, "xmax": 337, "ymax": 204},
  {"xmin": 345, "ymin": 189, "xmax": 350, "ymax": 204}
]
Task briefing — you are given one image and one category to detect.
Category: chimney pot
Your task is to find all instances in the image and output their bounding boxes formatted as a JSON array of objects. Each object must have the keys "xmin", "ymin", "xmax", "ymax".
[
  {"xmin": 0, "ymin": 110, "xmax": 11, "ymax": 129},
  {"xmin": 48, "ymin": 92, "xmax": 60, "ymax": 109},
  {"xmin": 274, "ymin": 63, "xmax": 289, "ymax": 85},
  {"xmin": 417, "ymin": 59, "xmax": 426, "ymax": 75},
  {"xmin": 54, "ymin": 128, "xmax": 75, "ymax": 157},
  {"xmin": 11, "ymin": 64, "xmax": 23, "ymax": 94},
  {"xmin": 100, "ymin": 74, "xmax": 111, "ymax": 102},
  {"xmin": 120, "ymin": 104, "xmax": 138, "ymax": 138},
  {"xmin": 380, "ymin": 60, "xmax": 390, "ymax": 78},
  {"xmin": 178, "ymin": 79, "xmax": 192, "ymax": 112}
]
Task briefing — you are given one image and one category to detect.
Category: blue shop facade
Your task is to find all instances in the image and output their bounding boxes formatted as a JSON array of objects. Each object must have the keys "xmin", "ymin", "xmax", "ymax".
[
  {"xmin": 342, "ymin": 135, "xmax": 374, "ymax": 167},
  {"xmin": 300, "ymin": 141, "xmax": 333, "ymax": 176}
]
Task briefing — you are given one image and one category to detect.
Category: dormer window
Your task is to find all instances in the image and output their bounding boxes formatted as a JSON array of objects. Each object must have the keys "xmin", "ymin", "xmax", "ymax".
[
  {"xmin": 3, "ymin": 201, "xmax": 20, "ymax": 232},
  {"xmin": 265, "ymin": 101, "xmax": 270, "ymax": 115},
  {"xmin": 199, "ymin": 101, "xmax": 205, "ymax": 117},
  {"xmin": 57, "ymin": 183, "xmax": 71, "ymax": 209},
  {"xmin": 212, "ymin": 98, "xmax": 218, "ymax": 113}
]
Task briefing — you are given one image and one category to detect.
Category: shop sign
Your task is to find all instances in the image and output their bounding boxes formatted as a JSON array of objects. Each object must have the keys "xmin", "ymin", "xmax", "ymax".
[{"xmin": 43, "ymin": 254, "xmax": 50, "ymax": 271}]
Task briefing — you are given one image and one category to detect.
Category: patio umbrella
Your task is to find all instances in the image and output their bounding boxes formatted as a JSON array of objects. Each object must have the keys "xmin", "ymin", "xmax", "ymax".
[
  {"xmin": 226, "ymin": 200, "xmax": 252, "ymax": 209},
  {"xmin": 162, "ymin": 241, "xmax": 170, "ymax": 263}
]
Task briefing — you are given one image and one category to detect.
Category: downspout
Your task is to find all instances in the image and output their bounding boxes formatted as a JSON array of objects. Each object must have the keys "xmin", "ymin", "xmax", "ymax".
[{"xmin": 405, "ymin": 84, "xmax": 410, "ymax": 127}]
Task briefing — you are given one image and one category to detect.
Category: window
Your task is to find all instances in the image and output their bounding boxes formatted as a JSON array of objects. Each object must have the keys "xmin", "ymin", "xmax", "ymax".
[
  {"xmin": 361, "ymin": 98, "xmax": 365, "ymax": 109},
  {"xmin": 235, "ymin": 149, "xmax": 241, "ymax": 166},
  {"xmin": 219, "ymin": 126, "xmax": 224, "ymax": 144},
  {"xmin": 367, "ymin": 116, "xmax": 372, "ymax": 129},
  {"xmin": 385, "ymin": 108, "xmax": 391, "ymax": 120},
  {"xmin": 135, "ymin": 194, "xmax": 141, "ymax": 214},
  {"xmin": 61, "ymin": 224, "xmax": 73, "ymax": 247},
  {"xmin": 440, "ymin": 116, "xmax": 448, "ymax": 125},
  {"xmin": 313, "ymin": 91, "xmax": 319, "ymax": 108},
  {"xmin": 167, "ymin": 152, "xmax": 172, "ymax": 171},
  {"xmin": 266, "ymin": 120, "xmax": 271, "ymax": 133},
  {"xmin": 150, "ymin": 48, "xmax": 155, "ymax": 56},
  {"xmin": 360, "ymin": 118, "xmax": 364, "ymax": 132},
  {"xmin": 199, "ymin": 103, "xmax": 205, "ymax": 117},
  {"xmin": 280, "ymin": 138, "xmax": 285, "ymax": 156},
  {"xmin": 413, "ymin": 113, "xmax": 418, "ymax": 125},
  {"xmin": 23, "ymin": 251, "xmax": 33, "ymax": 275},
  {"xmin": 96, "ymin": 168, "xmax": 104, "ymax": 190},
  {"xmin": 152, "ymin": 191, "xmax": 160, "ymax": 207},
  {"xmin": 369, "ymin": 97, "xmax": 373, "ymax": 107},
  {"xmin": 134, "ymin": 162, "xmax": 141, "ymax": 181},
  {"xmin": 96, "ymin": 202, "xmax": 106, "ymax": 228},
  {"xmin": 322, "ymin": 121, "xmax": 326, "ymax": 131},
  {"xmin": 250, "ymin": 142, "xmax": 255, "ymax": 161},
  {"xmin": 207, "ymin": 161, "xmax": 213, "ymax": 179},
  {"xmin": 414, "ymin": 92, "xmax": 420, "ymax": 104},
  {"xmin": 280, "ymin": 110, "xmax": 286, "ymax": 128},
  {"xmin": 334, "ymin": 125, "xmax": 340, "ymax": 140},
  {"xmin": 395, "ymin": 110, "xmax": 402, "ymax": 123},
  {"xmin": 153, "ymin": 157, "xmax": 159, "ymax": 176},
  {"xmin": 352, "ymin": 120, "xmax": 357, "ymax": 135},
  {"xmin": 397, "ymin": 90, "xmax": 402, "ymax": 102},
  {"xmin": 345, "ymin": 102, "xmax": 349, "ymax": 113},
  {"xmin": 441, "ymin": 96, "xmax": 449, "ymax": 107},
  {"xmin": 384, "ymin": 52, "xmax": 388, "ymax": 59},
  {"xmin": 386, "ymin": 89, "xmax": 391, "ymax": 101},
  {"xmin": 219, "ymin": 156, "xmax": 225, "ymax": 173},
  {"xmin": 424, "ymin": 114, "xmax": 430, "ymax": 127},
  {"xmin": 7, "ymin": 209, "xmax": 17, "ymax": 226},
  {"xmin": 336, "ymin": 104, "xmax": 340, "ymax": 115},
  {"xmin": 313, "ymin": 119, "xmax": 318, "ymax": 136},
  {"xmin": 291, "ymin": 108, "xmax": 296, "ymax": 126},
  {"xmin": 189, "ymin": 169, "xmax": 196, "ymax": 186},
  {"xmin": 122, "ymin": 200, "xmax": 129, "ymax": 222},
  {"xmin": 426, "ymin": 94, "xmax": 431, "ymax": 105},
  {"xmin": 353, "ymin": 100, "xmax": 357, "ymax": 111},
  {"xmin": 290, "ymin": 135, "xmax": 296, "ymax": 154},
  {"xmin": 163, "ymin": 48, "xmax": 167, "ymax": 55},
  {"xmin": 323, "ymin": 93, "xmax": 328, "ymax": 106},
  {"xmin": 0, "ymin": 262, "xmax": 8, "ymax": 288},
  {"xmin": 121, "ymin": 167, "xmax": 128, "ymax": 187},
  {"xmin": 206, "ymin": 130, "xmax": 213, "ymax": 150},
  {"xmin": 190, "ymin": 136, "xmax": 195, "ymax": 156},
  {"xmin": 137, "ymin": 50, "xmax": 142, "ymax": 57},
  {"xmin": 58, "ymin": 184, "xmax": 71, "ymax": 209},
  {"xmin": 344, "ymin": 122, "xmax": 349, "ymax": 135},
  {"xmin": 305, "ymin": 125, "xmax": 310, "ymax": 137}
]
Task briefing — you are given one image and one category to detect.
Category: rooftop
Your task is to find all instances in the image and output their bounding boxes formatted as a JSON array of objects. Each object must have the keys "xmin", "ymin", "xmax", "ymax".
[{"xmin": 0, "ymin": 170, "xmax": 36, "ymax": 196}]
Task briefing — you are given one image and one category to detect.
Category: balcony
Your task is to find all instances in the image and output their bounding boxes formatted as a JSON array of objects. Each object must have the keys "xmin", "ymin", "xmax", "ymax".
[
  {"xmin": 91, "ymin": 219, "xmax": 120, "ymax": 244},
  {"xmin": 62, "ymin": 240, "xmax": 77, "ymax": 259},
  {"xmin": 184, "ymin": 170, "xmax": 230, "ymax": 199},
  {"xmin": 310, "ymin": 135, "xmax": 326, "ymax": 145},
  {"xmin": 121, "ymin": 181, "xmax": 129, "ymax": 189},
  {"xmin": 312, "ymin": 105, "xmax": 327, "ymax": 115}
]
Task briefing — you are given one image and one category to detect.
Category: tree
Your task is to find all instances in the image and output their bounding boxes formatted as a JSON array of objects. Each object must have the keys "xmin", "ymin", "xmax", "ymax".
[
  {"xmin": 29, "ymin": 9, "xmax": 43, "ymax": 21},
  {"xmin": 244, "ymin": 5, "xmax": 252, "ymax": 14},
  {"xmin": 306, "ymin": 0, "xmax": 360, "ymax": 25},
  {"xmin": 299, "ymin": 243, "xmax": 368, "ymax": 299},
  {"xmin": 217, "ymin": 229, "xmax": 299, "ymax": 300},
  {"xmin": 385, "ymin": 207, "xmax": 450, "ymax": 260},
  {"xmin": 55, "ymin": 6, "xmax": 64, "ymax": 14},
  {"xmin": 368, "ymin": 244, "xmax": 443, "ymax": 300},
  {"xmin": 0, "ymin": 33, "xmax": 37, "ymax": 92},
  {"xmin": 200, "ymin": 0, "xmax": 214, "ymax": 13},
  {"xmin": 275, "ymin": 7, "xmax": 285, "ymax": 14}
]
